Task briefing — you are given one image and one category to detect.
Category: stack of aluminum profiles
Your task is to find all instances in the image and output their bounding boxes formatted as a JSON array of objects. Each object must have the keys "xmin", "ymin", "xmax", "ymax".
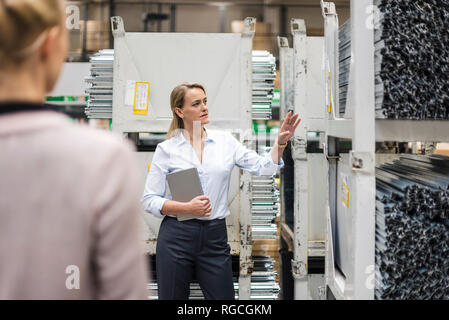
[
  {"xmin": 248, "ymin": 256, "xmax": 280, "ymax": 300},
  {"xmin": 147, "ymin": 282, "xmax": 217, "ymax": 300},
  {"xmin": 84, "ymin": 49, "xmax": 114, "ymax": 119},
  {"xmin": 147, "ymin": 282, "xmax": 158, "ymax": 300},
  {"xmin": 175, "ymin": 282, "xmax": 279, "ymax": 300},
  {"xmin": 374, "ymin": 0, "xmax": 449, "ymax": 119},
  {"xmin": 252, "ymin": 50, "xmax": 276, "ymax": 120},
  {"xmin": 251, "ymin": 175, "xmax": 279, "ymax": 239},
  {"xmin": 338, "ymin": 20, "xmax": 351, "ymax": 117},
  {"xmin": 150, "ymin": 282, "xmax": 280, "ymax": 300},
  {"xmin": 146, "ymin": 256, "xmax": 157, "ymax": 299},
  {"xmin": 375, "ymin": 154, "xmax": 449, "ymax": 299}
]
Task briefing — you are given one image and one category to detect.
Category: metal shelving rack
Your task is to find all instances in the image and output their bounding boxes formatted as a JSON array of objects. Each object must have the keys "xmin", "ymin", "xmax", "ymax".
[
  {"xmin": 277, "ymin": 19, "xmax": 327, "ymax": 300},
  {"xmin": 321, "ymin": 0, "xmax": 449, "ymax": 299},
  {"xmin": 322, "ymin": 0, "xmax": 375, "ymax": 299},
  {"xmin": 110, "ymin": 16, "xmax": 256, "ymax": 300}
]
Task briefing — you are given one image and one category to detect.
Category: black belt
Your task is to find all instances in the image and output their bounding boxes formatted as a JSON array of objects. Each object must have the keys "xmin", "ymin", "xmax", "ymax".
[
  {"xmin": 164, "ymin": 215, "xmax": 224, "ymax": 225},
  {"xmin": 0, "ymin": 101, "xmax": 52, "ymax": 115}
]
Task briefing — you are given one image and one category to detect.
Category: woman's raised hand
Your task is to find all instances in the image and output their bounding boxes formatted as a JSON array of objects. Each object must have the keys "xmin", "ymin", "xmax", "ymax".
[
  {"xmin": 188, "ymin": 195, "xmax": 212, "ymax": 217},
  {"xmin": 277, "ymin": 111, "xmax": 301, "ymax": 145}
]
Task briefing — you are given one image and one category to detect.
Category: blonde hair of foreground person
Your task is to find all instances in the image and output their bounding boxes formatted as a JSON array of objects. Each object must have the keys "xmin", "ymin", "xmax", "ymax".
[
  {"xmin": 0, "ymin": 0, "xmax": 67, "ymax": 99},
  {"xmin": 0, "ymin": 0, "xmax": 64, "ymax": 66}
]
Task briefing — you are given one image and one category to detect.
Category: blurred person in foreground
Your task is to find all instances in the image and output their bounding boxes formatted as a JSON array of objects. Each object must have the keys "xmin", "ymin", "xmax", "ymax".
[{"xmin": 0, "ymin": 0, "xmax": 148, "ymax": 299}]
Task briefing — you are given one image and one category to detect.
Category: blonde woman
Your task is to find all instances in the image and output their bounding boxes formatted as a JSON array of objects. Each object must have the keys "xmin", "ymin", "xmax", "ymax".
[
  {"xmin": 0, "ymin": 0, "xmax": 148, "ymax": 299},
  {"xmin": 142, "ymin": 83, "xmax": 301, "ymax": 299}
]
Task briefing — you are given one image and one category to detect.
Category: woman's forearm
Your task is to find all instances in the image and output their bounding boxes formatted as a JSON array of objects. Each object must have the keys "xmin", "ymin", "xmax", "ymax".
[
  {"xmin": 270, "ymin": 142, "xmax": 285, "ymax": 164},
  {"xmin": 160, "ymin": 195, "xmax": 211, "ymax": 217},
  {"xmin": 161, "ymin": 200, "xmax": 192, "ymax": 215}
]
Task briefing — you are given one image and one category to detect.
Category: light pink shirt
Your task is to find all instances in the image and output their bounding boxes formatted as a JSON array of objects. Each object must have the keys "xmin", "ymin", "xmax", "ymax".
[{"xmin": 0, "ymin": 111, "xmax": 149, "ymax": 299}]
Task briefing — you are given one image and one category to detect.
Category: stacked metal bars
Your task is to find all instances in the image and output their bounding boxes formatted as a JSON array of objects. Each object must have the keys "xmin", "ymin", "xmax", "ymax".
[
  {"xmin": 247, "ymin": 146, "xmax": 280, "ymax": 299},
  {"xmin": 338, "ymin": 20, "xmax": 351, "ymax": 117},
  {"xmin": 251, "ymin": 146, "xmax": 279, "ymax": 239},
  {"xmin": 251, "ymin": 175, "xmax": 279, "ymax": 239},
  {"xmin": 84, "ymin": 49, "xmax": 114, "ymax": 119},
  {"xmin": 147, "ymin": 283, "xmax": 280, "ymax": 300},
  {"xmin": 147, "ymin": 256, "xmax": 279, "ymax": 299},
  {"xmin": 248, "ymin": 256, "xmax": 280, "ymax": 300},
  {"xmin": 375, "ymin": 154, "xmax": 449, "ymax": 299},
  {"xmin": 374, "ymin": 0, "xmax": 449, "ymax": 119},
  {"xmin": 171, "ymin": 257, "xmax": 279, "ymax": 300},
  {"xmin": 271, "ymin": 90, "xmax": 281, "ymax": 116},
  {"xmin": 252, "ymin": 50, "xmax": 276, "ymax": 120}
]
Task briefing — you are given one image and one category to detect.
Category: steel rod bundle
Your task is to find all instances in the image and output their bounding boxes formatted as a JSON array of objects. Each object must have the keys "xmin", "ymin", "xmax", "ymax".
[
  {"xmin": 246, "ymin": 256, "xmax": 280, "ymax": 300},
  {"xmin": 338, "ymin": 20, "xmax": 351, "ymax": 117},
  {"xmin": 375, "ymin": 154, "xmax": 449, "ymax": 299},
  {"xmin": 251, "ymin": 175, "xmax": 279, "ymax": 239},
  {"xmin": 84, "ymin": 49, "xmax": 114, "ymax": 119},
  {"xmin": 374, "ymin": 0, "xmax": 449, "ymax": 119},
  {"xmin": 339, "ymin": 1, "xmax": 449, "ymax": 119},
  {"xmin": 250, "ymin": 146, "xmax": 280, "ymax": 239},
  {"xmin": 252, "ymin": 50, "xmax": 276, "ymax": 120}
]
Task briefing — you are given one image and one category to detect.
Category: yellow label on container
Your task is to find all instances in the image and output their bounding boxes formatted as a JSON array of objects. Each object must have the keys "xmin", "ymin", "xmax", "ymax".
[
  {"xmin": 133, "ymin": 81, "xmax": 150, "ymax": 115},
  {"xmin": 341, "ymin": 180, "xmax": 349, "ymax": 208},
  {"xmin": 328, "ymin": 71, "xmax": 332, "ymax": 113},
  {"xmin": 275, "ymin": 178, "xmax": 280, "ymax": 187}
]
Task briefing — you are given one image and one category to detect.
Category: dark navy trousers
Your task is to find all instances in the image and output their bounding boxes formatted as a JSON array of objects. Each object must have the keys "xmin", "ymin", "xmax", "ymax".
[{"xmin": 156, "ymin": 216, "xmax": 235, "ymax": 300}]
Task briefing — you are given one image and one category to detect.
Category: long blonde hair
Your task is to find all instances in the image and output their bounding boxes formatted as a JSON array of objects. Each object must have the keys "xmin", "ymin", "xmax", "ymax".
[
  {"xmin": 0, "ymin": 0, "xmax": 63, "ymax": 70},
  {"xmin": 167, "ymin": 82, "xmax": 206, "ymax": 139}
]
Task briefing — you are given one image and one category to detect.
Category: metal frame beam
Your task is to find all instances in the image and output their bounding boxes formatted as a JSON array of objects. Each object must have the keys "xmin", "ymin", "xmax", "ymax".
[
  {"xmin": 290, "ymin": 19, "xmax": 310, "ymax": 300},
  {"xmin": 323, "ymin": 0, "xmax": 375, "ymax": 300}
]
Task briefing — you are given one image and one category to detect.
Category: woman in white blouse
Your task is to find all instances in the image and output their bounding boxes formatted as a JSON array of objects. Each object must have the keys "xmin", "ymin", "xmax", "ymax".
[{"xmin": 142, "ymin": 82, "xmax": 300, "ymax": 300}]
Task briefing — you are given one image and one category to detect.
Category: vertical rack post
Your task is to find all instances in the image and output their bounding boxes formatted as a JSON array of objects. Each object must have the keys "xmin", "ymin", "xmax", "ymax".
[
  {"xmin": 238, "ymin": 170, "xmax": 253, "ymax": 300},
  {"xmin": 290, "ymin": 19, "xmax": 310, "ymax": 300},
  {"xmin": 241, "ymin": 17, "xmax": 256, "ymax": 134},
  {"xmin": 110, "ymin": 16, "xmax": 125, "ymax": 132},
  {"xmin": 320, "ymin": 1, "xmax": 339, "ymax": 119},
  {"xmin": 277, "ymin": 36, "xmax": 294, "ymax": 121},
  {"xmin": 277, "ymin": 36, "xmax": 292, "ymax": 238},
  {"xmin": 349, "ymin": 0, "xmax": 375, "ymax": 299},
  {"xmin": 238, "ymin": 17, "xmax": 256, "ymax": 300},
  {"xmin": 322, "ymin": 0, "xmax": 375, "ymax": 299}
]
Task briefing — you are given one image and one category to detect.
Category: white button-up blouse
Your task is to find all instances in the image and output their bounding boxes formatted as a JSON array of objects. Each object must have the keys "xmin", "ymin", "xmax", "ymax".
[{"xmin": 141, "ymin": 129, "xmax": 284, "ymax": 220}]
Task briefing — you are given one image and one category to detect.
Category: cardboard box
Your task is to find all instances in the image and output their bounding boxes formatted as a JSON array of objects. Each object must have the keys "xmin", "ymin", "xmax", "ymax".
[
  {"xmin": 231, "ymin": 20, "xmax": 272, "ymax": 35},
  {"xmin": 80, "ymin": 20, "xmax": 110, "ymax": 52},
  {"xmin": 252, "ymin": 238, "xmax": 279, "ymax": 253},
  {"xmin": 274, "ymin": 69, "xmax": 280, "ymax": 90},
  {"xmin": 232, "ymin": 20, "xmax": 276, "ymax": 52},
  {"xmin": 252, "ymin": 36, "xmax": 273, "ymax": 51},
  {"xmin": 436, "ymin": 143, "xmax": 449, "ymax": 156},
  {"xmin": 267, "ymin": 120, "xmax": 280, "ymax": 128}
]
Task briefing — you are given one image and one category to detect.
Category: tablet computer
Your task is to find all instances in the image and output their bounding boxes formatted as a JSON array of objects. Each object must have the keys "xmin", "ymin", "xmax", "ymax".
[{"xmin": 166, "ymin": 167, "xmax": 204, "ymax": 221}]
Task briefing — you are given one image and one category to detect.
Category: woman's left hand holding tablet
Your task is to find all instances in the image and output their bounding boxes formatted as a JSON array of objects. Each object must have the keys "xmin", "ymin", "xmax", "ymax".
[{"xmin": 187, "ymin": 195, "xmax": 212, "ymax": 217}]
